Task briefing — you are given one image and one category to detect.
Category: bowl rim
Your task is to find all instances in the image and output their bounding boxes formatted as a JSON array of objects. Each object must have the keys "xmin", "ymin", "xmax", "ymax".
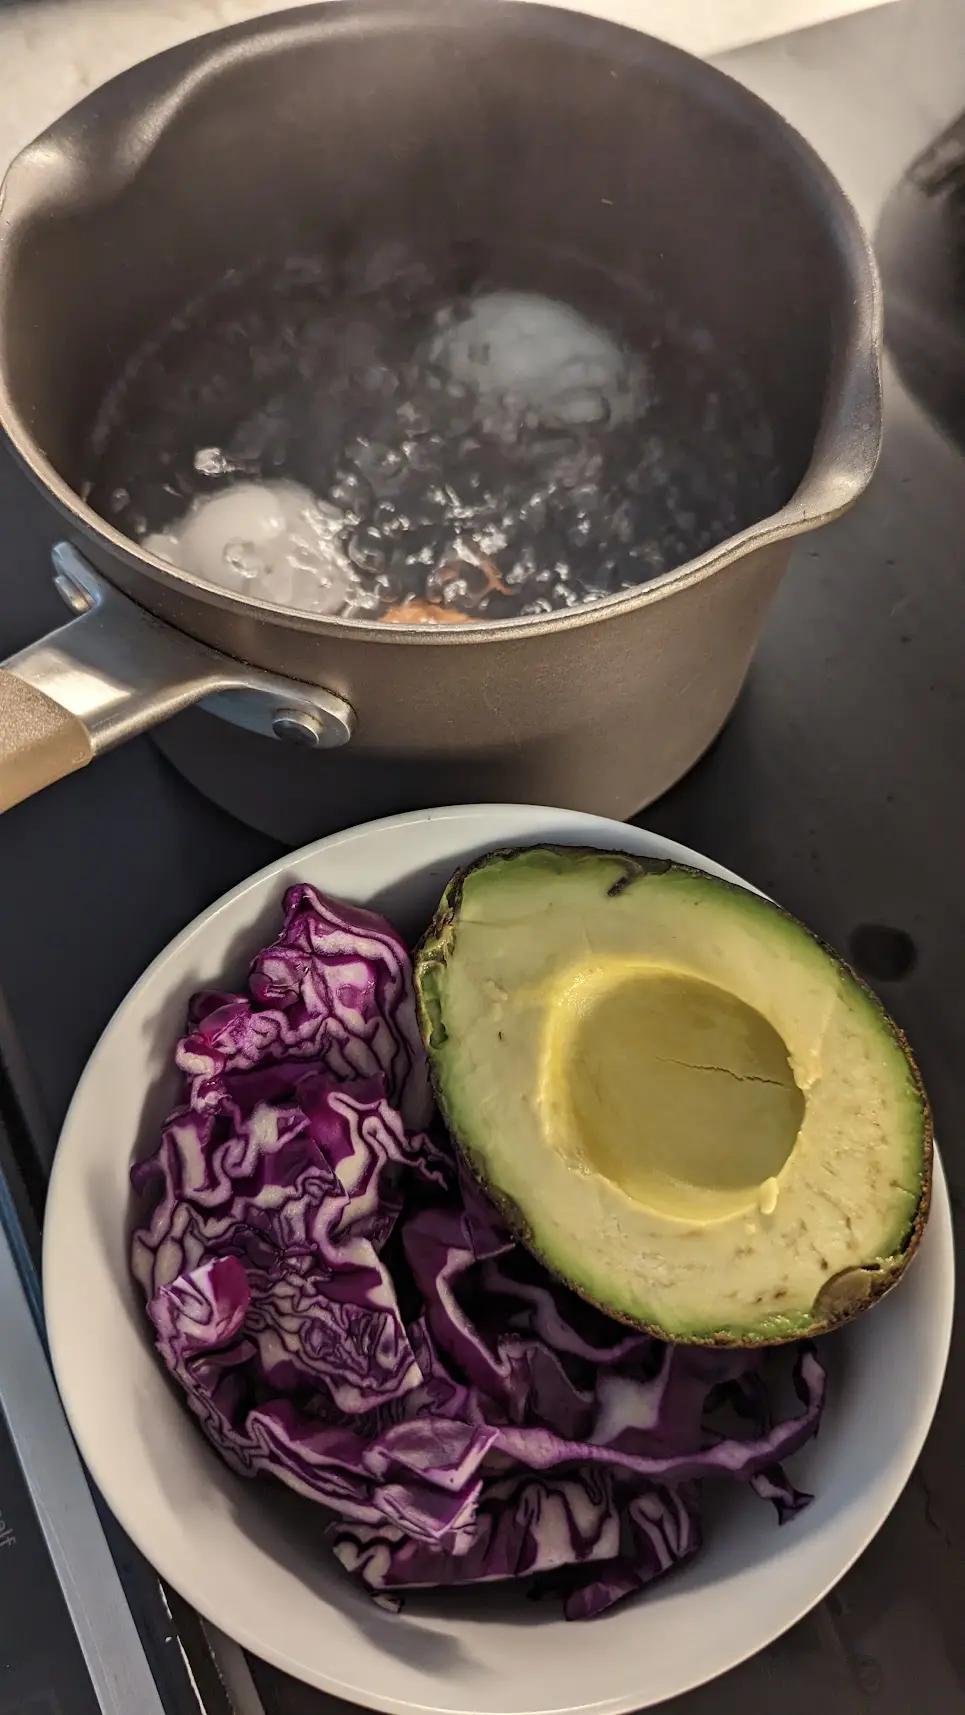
[{"xmin": 42, "ymin": 804, "xmax": 956, "ymax": 1713}]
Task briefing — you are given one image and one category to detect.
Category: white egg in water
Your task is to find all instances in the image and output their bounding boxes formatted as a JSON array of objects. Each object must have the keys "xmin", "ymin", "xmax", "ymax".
[
  {"xmin": 143, "ymin": 480, "xmax": 360, "ymax": 614},
  {"xmin": 431, "ymin": 291, "xmax": 640, "ymax": 431}
]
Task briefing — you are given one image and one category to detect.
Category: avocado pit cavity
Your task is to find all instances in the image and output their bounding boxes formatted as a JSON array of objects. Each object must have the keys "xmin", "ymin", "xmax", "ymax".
[{"xmin": 544, "ymin": 963, "xmax": 804, "ymax": 1224}]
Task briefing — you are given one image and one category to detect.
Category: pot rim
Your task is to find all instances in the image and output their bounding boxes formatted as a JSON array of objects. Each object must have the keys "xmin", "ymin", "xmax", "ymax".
[{"xmin": 0, "ymin": 0, "xmax": 882, "ymax": 648}]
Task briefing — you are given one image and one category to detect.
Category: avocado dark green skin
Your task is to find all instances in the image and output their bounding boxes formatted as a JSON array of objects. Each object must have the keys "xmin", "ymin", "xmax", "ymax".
[{"xmin": 414, "ymin": 845, "xmax": 933, "ymax": 1349}]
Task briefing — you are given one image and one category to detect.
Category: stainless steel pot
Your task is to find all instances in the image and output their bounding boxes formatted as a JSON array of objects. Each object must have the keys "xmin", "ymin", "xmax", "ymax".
[{"xmin": 0, "ymin": 0, "xmax": 881, "ymax": 842}]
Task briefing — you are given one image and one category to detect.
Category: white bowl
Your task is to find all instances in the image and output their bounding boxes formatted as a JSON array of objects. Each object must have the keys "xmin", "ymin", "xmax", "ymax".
[{"xmin": 43, "ymin": 805, "xmax": 954, "ymax": 1714}]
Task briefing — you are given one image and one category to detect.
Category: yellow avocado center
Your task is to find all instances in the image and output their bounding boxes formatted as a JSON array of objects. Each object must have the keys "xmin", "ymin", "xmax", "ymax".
[{"xmin": 543, "ymin": 964, "xmax": 805, "ymax": 1224}]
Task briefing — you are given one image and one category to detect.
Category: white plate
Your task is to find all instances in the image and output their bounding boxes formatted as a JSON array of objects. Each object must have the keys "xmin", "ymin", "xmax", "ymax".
[{"xmin": 43, "ymin": 805, "xmax": 954, "ymax": 1714}]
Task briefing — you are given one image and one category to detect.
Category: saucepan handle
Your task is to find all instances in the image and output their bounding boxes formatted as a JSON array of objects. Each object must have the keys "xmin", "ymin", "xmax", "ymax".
[
  {"xmin": 0, "ymin": 670, "xmax": 93, "ymax": 809},
  {"xmin": 0, "ymin": 544, "xmax": 356, "ymax": 814}
]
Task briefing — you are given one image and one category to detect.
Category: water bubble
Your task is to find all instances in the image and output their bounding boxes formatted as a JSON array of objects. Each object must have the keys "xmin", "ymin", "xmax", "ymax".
[
  {"xmin": 406, "ymin": 542, "xmax": 438, "ymax": 569},
  {"xmin": 307, "ymin": 498, "xmax": 346, "ymax": 536},
  {"xmin": 368, "ymin": 443, "xmax": 406, "ymax": 486},
  {"xmin": 342, "ymin": 585, "xmax": 385, "ymax": 618},
  {"xmin": 568, "ymin": 513, "xmax": 595, "ymax": 548},
  {"xmin": 475, "ymin": 524, "xmax": 509, "ymax": 556},
  {"xmin": 516, "ymin": 492, "xmax": 549, "ymax": 534},
  {"xmin": 329, "ymin": 471, "xmax": 372, "ymax": 518},
  {"xmin": 507, "ymin": 546, "xmax": 539, "ymax": 588},
  {"xmin": 193, "ymin": 447, "xmax": 233, "ymax": 477},
  {"xmin": 372, "ymin": 571, "xmax": 401, "ymax": 602},
  {"xmin": 403, "ymin": 433, "xmax": 446, "ymax": 471},
  {"xmin": 611, "ymin": 500, "xmax": 636, "ymax": 545},
  {"xmin": 369, "ymin": 499, "xmax": 408, "ymax": 537},
  {"xmin": 346, "ymin": 436, "xmax": 373, "ymax": 468},
  {"xmin": 348, "ymin": 527, "xmax": 387, "ymax": 577},
  {"xmin": 396, "ymin": 400, "xmax": 432, "ymax": 435},
  {"xmin": 441, "ymin": 576, "xmax": 470, "ymax": 607}
]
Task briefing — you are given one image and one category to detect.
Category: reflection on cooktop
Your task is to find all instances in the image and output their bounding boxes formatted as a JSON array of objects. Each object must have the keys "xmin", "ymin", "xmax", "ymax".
[
  {"xmin": 877, "ymin": 109, "xmax": 965, "ymax": 449},
  {"xmin": 0, "ymin": 1401, "xmax": 100, "ymax": 1715}
]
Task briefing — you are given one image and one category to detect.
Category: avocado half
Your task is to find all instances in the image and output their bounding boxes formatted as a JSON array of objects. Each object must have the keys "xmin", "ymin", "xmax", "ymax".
[{"xmin": 415, "ymin": 846, "xmax": 932, "ymax": 1345}]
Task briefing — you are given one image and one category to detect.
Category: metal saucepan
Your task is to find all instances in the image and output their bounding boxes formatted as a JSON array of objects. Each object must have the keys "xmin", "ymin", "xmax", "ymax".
[{"xmin": 0, "ymin": 0, "xmax": 881, "ymax": 841}]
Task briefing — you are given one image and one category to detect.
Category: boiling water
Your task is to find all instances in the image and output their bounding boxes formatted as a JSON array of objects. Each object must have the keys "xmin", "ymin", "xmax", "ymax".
[{"xmin": 86, "ymin": 253, "xmax": 783, "ymax": 623}]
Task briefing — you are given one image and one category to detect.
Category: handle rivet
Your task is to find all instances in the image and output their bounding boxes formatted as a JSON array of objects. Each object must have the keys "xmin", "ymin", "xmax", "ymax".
[
  {"xmin": 271, "ymin": 707, "xmax": 325, "ymax": 747},
  {"xmin": 53, "ymin": 569, "xmax": 96, "ymax": 616}
]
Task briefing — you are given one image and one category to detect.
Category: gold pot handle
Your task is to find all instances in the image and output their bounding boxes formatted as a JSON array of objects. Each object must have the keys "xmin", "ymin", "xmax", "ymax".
[
  {"xmin": 0, "ymin": 670, "xmax": 93, "ymax": 811},
  {"xmin": 0, "ymin": 544, "xmax": 356, "ymax": 814}
]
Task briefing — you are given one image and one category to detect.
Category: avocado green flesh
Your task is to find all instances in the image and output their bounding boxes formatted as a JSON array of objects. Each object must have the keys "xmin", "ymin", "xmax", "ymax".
[{"xmin": 417, "ymin": 847, "xmax": 930, "ymax": 1344}]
